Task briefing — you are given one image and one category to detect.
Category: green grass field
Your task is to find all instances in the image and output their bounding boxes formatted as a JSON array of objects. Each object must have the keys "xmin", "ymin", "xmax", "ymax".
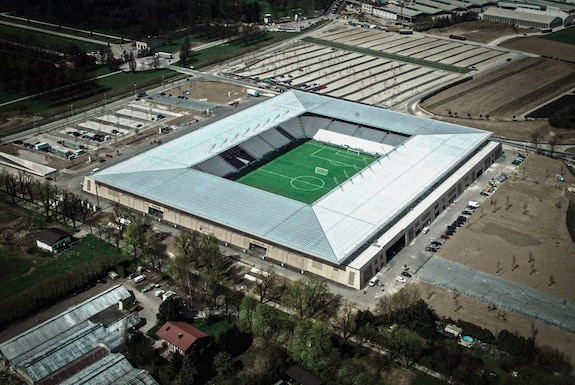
[
  {"xmin": 540, "ymin": 26, "xmax": 575, "ymax": 45},
  {"xmin": 237, "ymin": 141, "xmax": 375, "ymax": 204}
]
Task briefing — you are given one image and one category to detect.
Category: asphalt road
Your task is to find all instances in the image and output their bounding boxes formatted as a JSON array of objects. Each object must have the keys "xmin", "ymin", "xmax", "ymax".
[{"xmin": 417, "ymin": 256, "xmax": 575, "ymax": 334}]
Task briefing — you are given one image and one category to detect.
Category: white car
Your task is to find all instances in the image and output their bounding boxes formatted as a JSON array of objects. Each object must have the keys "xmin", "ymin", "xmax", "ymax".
[
  {"xmin": 396, "ymin": 276, "xmax": 407, "ymax": 283},
  {"xmin": 154, "ymin": 290, "xmax": 165, "ymax": 297}
]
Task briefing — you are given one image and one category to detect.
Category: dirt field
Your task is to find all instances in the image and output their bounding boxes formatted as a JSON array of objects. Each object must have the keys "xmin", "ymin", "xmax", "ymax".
[
  {"xmin": 502, "ymin": 36, "xmax": 575, "ymax": 63},
  {"xmin": 429, "ymin": 20, "xmax": 530, "ymax": 44},
  {"xmin": 421, "ymin": 57, "xmax": 575, "ymax": 120},
  {"xmin": 410, "ymin": 153, "xmax": 575, "ymax": 364},
  {"xmin": 422, "ymin": 21, "xmax": 575, "ymax": 143},
  {"xmin": 169, "ymin": 80, "xmax": 247, "ymax": 104}
]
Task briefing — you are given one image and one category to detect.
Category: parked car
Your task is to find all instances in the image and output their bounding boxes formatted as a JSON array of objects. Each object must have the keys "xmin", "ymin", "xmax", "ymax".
[
  {"xmin": 457, "ymin": 216, "xmax": 467, "ymax": 222},
  {"xmin": 462, "ymin": 210, "xmax": 473, "ymax": 215},
  {"xmin": 154, "ymin": 289, "xmax": 165, "ymax": 297},
  {"xmin": 401, "ymin": 271, "xmax": 412, "ymax": 278},
  {"xmin": 369, "ymin": 277, "xmax": 379, "ymax": 287},
  {"xmin": 440, "ymin": 234, "xmax": 450, "ymax": 239},
  {"xmin": 480, "ymin": 191, "xmax": 490, "ymax": 196},
  {"xmin": 430, "ymin": 241, "xmax": 442, "ymax": 247},
  {"xmin": 396, "ymin": 276, "xmax": 407, "ymax": 283},
  {"xmin": 425, "ymin": 246, "xmax": 438, "ymax": 252},
  {"xmin": 445, "ymin": 230, "xmax": 455, "ymax": 236}
]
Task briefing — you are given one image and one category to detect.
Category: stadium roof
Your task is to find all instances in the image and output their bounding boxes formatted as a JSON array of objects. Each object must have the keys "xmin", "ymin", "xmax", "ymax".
[{"xmin": 92, "ymin": 91, "xmax": 491, "ymax": 266}]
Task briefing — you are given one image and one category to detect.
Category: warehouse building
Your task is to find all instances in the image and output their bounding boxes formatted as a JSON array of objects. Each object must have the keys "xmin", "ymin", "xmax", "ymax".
[
  {"xmin": 83, "ymin": 91, "xmax": 501, "ymax": 289},
  {"xmin": 482, "ymin": 7, "xmax": 564, "ymax": 28}
]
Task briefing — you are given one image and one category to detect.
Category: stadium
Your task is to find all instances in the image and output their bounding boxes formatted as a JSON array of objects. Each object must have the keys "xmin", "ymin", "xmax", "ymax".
[{"xmin": 83, "ymin": 91, "xmax": 501, "ymax": 289}]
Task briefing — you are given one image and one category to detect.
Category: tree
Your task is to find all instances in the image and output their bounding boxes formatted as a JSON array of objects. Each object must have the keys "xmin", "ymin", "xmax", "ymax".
[
  {"xmin": 213, "ymin": 351, "xmax": 235, "ymax": 377},
  {"xmin": 122, "ymin": 214, "xmax": 149, "ymax": 261},
  {"xmin": 287, "ymin": 319, "xmax": 338, "ymax": 374},
  {"xmin": 251, "ymin": 303, "xmax": 280, "ymax": 340},
  {"xmin": 282, "ymin": 276, "xmax": 329, "ymax": 318},
  {"xmin": 34, "ymin": 180, "xmax": 58, "ymax": 221},
  {"xmin": 238, "ymin": 295, "xmax": 258, "ymax": 332},
  {"xmin": 197, "ymin": 234, "xmax": 226, "ymax": 281},
  {"xmin": 126, "ymin": 331, "xmax": 155, "ymax": 368},
  {"xmin": 156, "ymin": 295, "xmax": 186, "ymax": 325},
  {"xmin": 180, "ymin": 36, "xmax": 191, "ymax": 66},
  {"xmin": 334, "ymin": 299, "xmax": 356, "ymax": 340},
  {"xmin": 254, "ymin": 267, "xmax": 284, "ymax": 303},
  {"xmin": 179, "ymin": 354, "xmax": 198, "ymax": 385},
  {"xmin": 142, "ymin": 229, "xmax": 167, "ymax": 271}
]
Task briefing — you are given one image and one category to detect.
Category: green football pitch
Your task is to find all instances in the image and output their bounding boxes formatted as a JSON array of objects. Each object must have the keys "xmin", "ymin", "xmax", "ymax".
[{"xmin": 237, "ymin": 141, "xmax": 375, "ymax": 204}]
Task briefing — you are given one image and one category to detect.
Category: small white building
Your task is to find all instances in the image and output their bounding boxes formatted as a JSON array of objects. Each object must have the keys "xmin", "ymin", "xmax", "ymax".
[{"xmin": 36, "ymin": 227, "xmax": 72, "ymax": 253}]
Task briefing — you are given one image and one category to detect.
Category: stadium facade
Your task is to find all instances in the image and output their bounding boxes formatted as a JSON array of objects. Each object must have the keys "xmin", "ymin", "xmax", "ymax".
[{"xmin": 83, "ymin": 91, "xmax": 501, "ymax": 289}]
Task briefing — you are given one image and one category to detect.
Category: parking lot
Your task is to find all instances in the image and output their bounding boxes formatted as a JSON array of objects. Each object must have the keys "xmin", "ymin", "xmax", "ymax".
[{"xmin": 224, "ymin": 21, "xmax": 520, "ymax": 108}]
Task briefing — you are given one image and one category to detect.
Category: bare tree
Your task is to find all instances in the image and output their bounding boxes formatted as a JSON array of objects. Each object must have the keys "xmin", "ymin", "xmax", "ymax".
[
  {"xmin": 511, "ymin": 255, "xmax": 518, "ymax": 271},
  {"xmin": 530, "ymin": 130, "xmax": 541, "ymax": 152},
  {"xmin": 549, "ymin": 274, "xmax": 556, "ymax": 286},
  {"xmin": 254, "ymin": 267, "xmax": 284, "ymax": 304},
  {"xmin": 528, "ymin": 251, "xmax": 534, "ymax": 263},
  {"xmin": 530, "ymin": 262, "xmax": 536, "ymax": 275},
  {"xmin": 334, "ymin": 299, "xmax": 356, "ymax": 340}
]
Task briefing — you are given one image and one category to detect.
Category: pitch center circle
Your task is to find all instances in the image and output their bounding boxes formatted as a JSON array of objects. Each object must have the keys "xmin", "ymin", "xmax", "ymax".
[{"xmin": 291, "ymin": 176, "xmax": 325, "ymax": 191}]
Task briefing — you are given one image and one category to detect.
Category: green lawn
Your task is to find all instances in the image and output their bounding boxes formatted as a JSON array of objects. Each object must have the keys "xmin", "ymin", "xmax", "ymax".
[
  {"xmin": 540, "ymin": 25, "xmax": 575, "ymax": 45},
  {"xmin": 0, "ymin": 23, "xmax": 103, "ymax": 52},
  {"xmin": 0, "ymin": 234, "xmax": 123, "ymax": 299},
  {"xmin": 237, "ymin": 141, "xmax": 375, "ymax": 204}
]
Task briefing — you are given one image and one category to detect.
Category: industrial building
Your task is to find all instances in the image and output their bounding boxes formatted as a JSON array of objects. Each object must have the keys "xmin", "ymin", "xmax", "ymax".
[
  {"xmin": 83, "ymin": 91, "xmax": 501, "ymax": 289},
  {"xmin": 482, "ymin": 6, "xmax": 565, "ymax": 28},
  {"xmin": 0, "ymin": 285, "xmax": 158, "ymax": 385}
]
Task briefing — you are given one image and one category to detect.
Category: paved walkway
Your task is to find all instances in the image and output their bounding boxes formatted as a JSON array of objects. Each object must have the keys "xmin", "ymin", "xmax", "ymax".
[{"xmin": 417, "ymin": 256, "xmax": 575, "ymax": 333}]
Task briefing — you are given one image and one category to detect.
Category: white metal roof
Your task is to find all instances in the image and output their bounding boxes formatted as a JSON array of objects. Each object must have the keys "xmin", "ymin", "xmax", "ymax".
[
  {"xmin": 92, "ymin": 91, "xmax": 491, "ymax": 265},
  {"xmin": 483, "ymin": 7, "xmax": 562, "ymax": 23},
  {"xmin": 0, "ymin": 285, "xmax": 131, "ymax": 364}
]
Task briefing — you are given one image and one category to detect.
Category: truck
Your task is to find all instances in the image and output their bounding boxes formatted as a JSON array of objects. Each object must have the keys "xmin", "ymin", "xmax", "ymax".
[
  {"xmin": 156, "ymin": 52, "xmax": 173, "ymax": 59},
  {"xmin": 247, "ymin": 89, "xmax": 260, "ymax": 97}
]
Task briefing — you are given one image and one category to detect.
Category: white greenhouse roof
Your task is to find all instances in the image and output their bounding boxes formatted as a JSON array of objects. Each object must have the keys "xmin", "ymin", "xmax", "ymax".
[
  {"xmin": 0, "ymin": 285, "xmax": 131, "ymax": 365},
  {"xmin": 92, "ymin": 91, "xmax": 491, "ymax": 266}
]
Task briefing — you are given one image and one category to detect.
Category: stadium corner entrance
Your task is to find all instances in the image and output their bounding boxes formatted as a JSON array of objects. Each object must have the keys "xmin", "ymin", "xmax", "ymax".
[
  {"xmin": 249, "ymin": 242, "xmax": 267, "ymax": 259},
  {"xmin": 385, "ymin": 235, "xmax": 406, "ymax": 263}
]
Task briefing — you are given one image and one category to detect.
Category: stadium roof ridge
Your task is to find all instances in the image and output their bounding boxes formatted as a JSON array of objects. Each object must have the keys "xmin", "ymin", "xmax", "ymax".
[{"xmin": 92, "ymin": 91, "xmax": 491, "ymax": 265}]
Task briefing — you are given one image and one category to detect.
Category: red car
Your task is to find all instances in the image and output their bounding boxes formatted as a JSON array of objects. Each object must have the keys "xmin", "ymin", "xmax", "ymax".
[
  {"xmin": 229, "ymin": 101, "xmax": 239, "ymax": 107},
  {"xmin": 440, "ymin": 234, "xmax": 450, "ymax": 239},
  {"xmin": 105, "ymin": 154, "xmax": 113, "ymax": 158}
]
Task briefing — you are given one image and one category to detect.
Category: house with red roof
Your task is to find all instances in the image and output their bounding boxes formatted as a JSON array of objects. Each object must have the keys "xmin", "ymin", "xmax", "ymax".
[{"xmin": 155, "ymin": 321, "xmax": 209, "ymax": 355}]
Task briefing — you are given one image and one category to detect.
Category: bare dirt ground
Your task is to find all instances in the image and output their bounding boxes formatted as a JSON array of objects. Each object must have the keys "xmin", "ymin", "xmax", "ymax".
[
  {"xmin": 410, "ymin": 153, "xmax": 575, "ymax": 364},
  {"xmin": 423, "ymin": 21, "xmax": 575, "ymax": 143},
  {"xmin": 421, "ymin": 57, "xmax": 575, "ymax": 120},
  {"xmin": 167, "ymin": 80, "xmax": 247, "ymax": 104},
  {"xmin": 429, "ymin": 20, "xmax": 530, "ymax": 44},
  {"xmin": 502, "ymin": 36, "xmax": 575, "ymax": 63}
]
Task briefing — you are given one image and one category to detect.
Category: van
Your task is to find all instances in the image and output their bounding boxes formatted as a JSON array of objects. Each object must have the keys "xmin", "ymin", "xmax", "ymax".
[
  {"xmin": 162, "ymin": 290, "xmax": 176, "ymax": 301},
  {"xmin": 369, "ymin": 277, "xmax": 379, "ymax": 287},
  {"xmin": 468, "ymin": 201, "xmax": 480, "ymax": 208},
  {"xmin": 133, "ymin": 275, "xmax": 146, "ymax": 283},
  {"xmin": 422, "ymin": 226, "xmax": 429, "ymax": 234},
  {"xmin": 108, "ymin": 271, "xmax": 120, "ymax": 280}
]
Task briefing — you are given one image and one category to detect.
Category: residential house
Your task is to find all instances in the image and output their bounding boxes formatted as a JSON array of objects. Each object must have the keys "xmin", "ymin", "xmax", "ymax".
[
  {"xmin": 36, "ymin": 227, "xmax": 72, "ymax": 253},
  {"xmin": 155, "ymin": 321, "xmax": 209, "ymax": 356}
]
